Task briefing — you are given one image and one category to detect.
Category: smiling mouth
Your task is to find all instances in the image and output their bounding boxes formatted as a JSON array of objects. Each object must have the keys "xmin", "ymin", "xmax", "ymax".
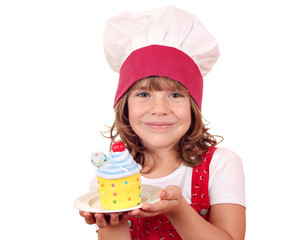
[{"xmin": 145, "ymin": 122, "xmax": 174, "ymax": 130}]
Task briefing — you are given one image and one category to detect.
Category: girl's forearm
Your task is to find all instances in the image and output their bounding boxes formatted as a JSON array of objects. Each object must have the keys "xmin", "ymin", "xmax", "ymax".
[
  {"xmin": 98, "ymin": 218, "xmax": 131, "ymax": 240},
  {"xmin": 166, "ymin": 201, "xmax": 233, "ymax": 240}
]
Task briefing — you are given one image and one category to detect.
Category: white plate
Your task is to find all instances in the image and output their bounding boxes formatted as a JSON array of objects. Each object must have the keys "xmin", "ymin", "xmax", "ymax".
[{"xmin": 74, "ymin": 184, "xmax": 161, "ymax": 213}]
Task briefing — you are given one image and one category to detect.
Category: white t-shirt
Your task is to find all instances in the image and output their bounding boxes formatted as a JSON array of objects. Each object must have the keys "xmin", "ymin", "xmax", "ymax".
[{"xmin": 89, "ymin": 147, "xmax": 246, "ymax": 207}]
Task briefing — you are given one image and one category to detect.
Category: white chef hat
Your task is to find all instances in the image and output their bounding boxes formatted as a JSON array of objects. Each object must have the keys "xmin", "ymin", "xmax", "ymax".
[{"xmin": 104, "ymin": 6, "xmax": 220, "ymax": 109}]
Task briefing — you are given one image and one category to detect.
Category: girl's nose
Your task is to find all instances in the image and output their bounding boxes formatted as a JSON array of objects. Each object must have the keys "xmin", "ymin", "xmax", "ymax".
[{"xmin": 150, "ymin": 95, "xmax": 169, "ymax": 115}]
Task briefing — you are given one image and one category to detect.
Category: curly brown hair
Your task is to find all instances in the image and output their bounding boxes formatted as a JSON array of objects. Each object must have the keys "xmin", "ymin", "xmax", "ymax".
[{"xmin": 104, "ymin": 76, "xmax": 222, "ymax": 168}]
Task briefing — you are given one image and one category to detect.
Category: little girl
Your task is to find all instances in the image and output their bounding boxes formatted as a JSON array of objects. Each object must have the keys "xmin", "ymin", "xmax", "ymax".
[{"xmin": 80, "ymin": 6, "xmax": 246, "ymax": 240}]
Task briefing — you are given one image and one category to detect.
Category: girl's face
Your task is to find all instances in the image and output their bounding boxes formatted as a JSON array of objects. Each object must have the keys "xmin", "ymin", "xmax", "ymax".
[{"xmin": 127, "ymin": 77, "xmax": 191, "ymax": 151}]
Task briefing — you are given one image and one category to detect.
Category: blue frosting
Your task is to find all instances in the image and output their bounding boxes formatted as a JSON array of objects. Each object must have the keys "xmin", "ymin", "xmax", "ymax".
[{"xmin": 95, "ymin": 149, "xmax": 142, "ymax": 179}]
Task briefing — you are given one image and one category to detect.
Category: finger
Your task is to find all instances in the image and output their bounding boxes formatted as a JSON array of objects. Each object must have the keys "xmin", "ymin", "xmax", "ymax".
[
  {"xmin": 95, "ymin": 213, "xmax": 107, "ymax": 228},
  {"xmin": 128, "ymin": 208, "xmax": 142, "ymax": 217},
  {"xmin": 129, "ymin": 208, "xmax": 162, "ymax": 218},
  {"xmin": 159, "ymin": 185, "xmax": 182, "ymax": 200},
  {"xmin": 110, "ymin": 213, "xmax": 120, "ymax": 226},
  {"xmin": 79, "ymin": 210, "xmax": 91, "ymax": 218},
  {"xmin": 128, "ymin": 204, "xmax": 164, "ymax": 218},
  {"xmin": 82, "ymin": 212, "xmax": 97, "ymax": 225},
  {"xmin": 141, "ymin": 201, "xmax": 168, "ymax": 213},
  {"xmin": 159, "ymin": 189, "xmax": 167, "ymax": 199}
]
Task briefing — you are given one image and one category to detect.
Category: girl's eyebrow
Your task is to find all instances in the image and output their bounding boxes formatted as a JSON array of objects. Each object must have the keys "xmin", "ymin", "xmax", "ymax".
[
  {"xmin": 131, "ymin": 86, "xmax": 148, "ymax": 91},
  {"xmin": 136, "ymin": 86, "xmax": 149, "ymax": 90}
]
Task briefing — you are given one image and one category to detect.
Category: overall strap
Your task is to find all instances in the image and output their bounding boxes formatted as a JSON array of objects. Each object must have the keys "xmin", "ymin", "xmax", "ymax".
[{"xmin": 190, "ymin": 147, "xmax": 217, "ymax": 220}]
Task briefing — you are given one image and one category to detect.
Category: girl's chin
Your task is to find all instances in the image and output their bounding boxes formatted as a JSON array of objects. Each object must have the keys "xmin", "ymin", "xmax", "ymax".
[{"xmin": 142, "ymin": 139, "xmax": 178, "ymax": 150}]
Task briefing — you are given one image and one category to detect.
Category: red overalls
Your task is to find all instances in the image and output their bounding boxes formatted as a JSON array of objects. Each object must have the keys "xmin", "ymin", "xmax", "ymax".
[{"xmin": 128, "ymin": 147, "xmax": 216, "ymax": 240}]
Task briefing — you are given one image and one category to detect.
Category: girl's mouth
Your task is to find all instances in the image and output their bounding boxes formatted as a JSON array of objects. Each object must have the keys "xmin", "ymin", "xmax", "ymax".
[{"xmin": 145, "ymin": 122, "xmax": 174, "ymax": 130}]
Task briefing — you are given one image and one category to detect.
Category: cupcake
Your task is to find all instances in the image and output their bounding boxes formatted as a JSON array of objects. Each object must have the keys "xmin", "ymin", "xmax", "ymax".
[{"xmin": 91, "ymin": 141, "xmax": 142, "ymax": 210}]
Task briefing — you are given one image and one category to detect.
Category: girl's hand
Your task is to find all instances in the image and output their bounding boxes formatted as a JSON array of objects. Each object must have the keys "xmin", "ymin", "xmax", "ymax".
[
  {"xmin": 128, "ymin": 185, "xmax": 187, "ymax": 218},
  {"xmin": 79, "ymin": 211, "xmax": 128, "ymax": 229}
]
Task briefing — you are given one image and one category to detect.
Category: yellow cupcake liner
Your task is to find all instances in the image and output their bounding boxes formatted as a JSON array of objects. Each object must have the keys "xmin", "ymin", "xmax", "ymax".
[{"xmin": 97, "ymin": 173, "xmax": 141, "ymax": 210}]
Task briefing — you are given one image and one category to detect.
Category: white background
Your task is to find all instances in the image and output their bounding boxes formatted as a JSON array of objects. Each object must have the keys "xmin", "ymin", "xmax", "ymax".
[{"xmin": 1, "ymin": 0, "xmax": 302, "ymax": 239}]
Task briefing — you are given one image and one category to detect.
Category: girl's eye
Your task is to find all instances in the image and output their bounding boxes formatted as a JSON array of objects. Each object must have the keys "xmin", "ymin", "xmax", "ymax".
[
  {"xmin": 170, "ymin": 93, "xmax": 182, "ymax": 98},
  {"xmin": 137, "ymin": 92, "xmax": 149, "ymax": 97}
]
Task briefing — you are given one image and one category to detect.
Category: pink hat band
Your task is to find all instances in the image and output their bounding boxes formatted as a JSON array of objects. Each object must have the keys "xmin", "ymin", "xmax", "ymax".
[{"xmin": 114, "ymin": 45, "xmax": 203, "ymax": 109}]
